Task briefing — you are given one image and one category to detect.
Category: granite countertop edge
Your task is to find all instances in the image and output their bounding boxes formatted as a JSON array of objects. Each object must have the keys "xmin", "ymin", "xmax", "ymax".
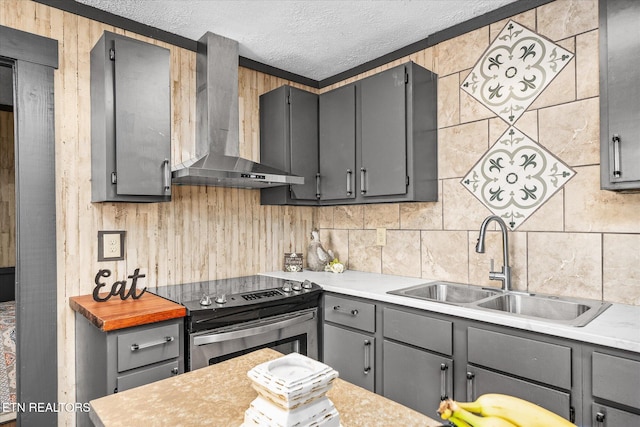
[{"xmin": 261, "ymin": 270, "xmax": 640, "ymax": 354}]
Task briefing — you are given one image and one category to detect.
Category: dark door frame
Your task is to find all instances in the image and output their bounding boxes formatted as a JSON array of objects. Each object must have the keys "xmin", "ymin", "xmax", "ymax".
[{"xmin": 0, "ymin": 25, "xmax": 58, "ymax": 426}]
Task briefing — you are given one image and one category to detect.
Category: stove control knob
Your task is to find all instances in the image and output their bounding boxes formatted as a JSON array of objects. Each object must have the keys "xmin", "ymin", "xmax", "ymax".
[
  {"xmin": 291, "ymin": 282, "xmax": 302, "ymax": 292},
  {"xmin": 199, "ymin": 294, "xmax": 212, "ymax": 306},
  {"xmin": 282, "ymin": 283, "xmax": 292, "ymax": 293},
  {"xmin": 214, "ymin": 294, "xmax": 227, "ymax": 304},
  {"xmin": 302, "ymin": 280, "xmax": 313, "ymax": 290}
]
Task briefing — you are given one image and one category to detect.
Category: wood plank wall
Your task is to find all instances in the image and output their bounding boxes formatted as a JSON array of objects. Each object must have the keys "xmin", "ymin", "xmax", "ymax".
[
  {"xmin": 0, "ymin": 1, "xmax": 316, "ymax": 424},
  {"xmin": 0, "ymin": 111, "xmax": 15, "ymax": 268}
]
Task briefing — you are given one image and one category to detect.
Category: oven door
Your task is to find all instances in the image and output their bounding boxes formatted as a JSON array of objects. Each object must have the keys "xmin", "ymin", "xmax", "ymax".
[{"xmin": 189, "ymin": 307, "xmax": 318, "ymax": 371}]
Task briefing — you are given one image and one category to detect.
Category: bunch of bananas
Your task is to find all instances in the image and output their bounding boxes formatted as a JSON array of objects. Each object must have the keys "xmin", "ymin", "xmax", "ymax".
[{"xmin": 437, "ymin": 394, "xmax": 576, "ymax": 427}]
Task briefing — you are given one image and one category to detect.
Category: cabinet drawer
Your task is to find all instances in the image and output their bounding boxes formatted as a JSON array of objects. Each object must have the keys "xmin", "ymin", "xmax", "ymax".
[
  {"xmin": 592, "ymin": 352, "xmax": 640, "ymax": 410},
  {"xmin": 117, "ymin": 322, "xmax": 180, "ymax": 372},
  {"xmin": 116, "ymin": 359, "xmax": 179, "ymax": 392},
  {"xmin": 592, "ymin": 403, "xmax": 640, "ymax": 426},
  {"xmin": 383, "ymin": 307, "xmax": 452, "ymax": 355},
  {"xmin": 467, "ymin": 327, "xmax": 571, "ymax": 389},
  {"xmin": 324, "ymin": 295, "xmax": 375, "ymax": 332}
]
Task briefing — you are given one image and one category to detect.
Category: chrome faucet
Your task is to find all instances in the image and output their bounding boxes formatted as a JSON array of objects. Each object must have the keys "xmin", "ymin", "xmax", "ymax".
[{"xmin": 475, "ymin": 215, "xmax": 512, "ymax": 292}]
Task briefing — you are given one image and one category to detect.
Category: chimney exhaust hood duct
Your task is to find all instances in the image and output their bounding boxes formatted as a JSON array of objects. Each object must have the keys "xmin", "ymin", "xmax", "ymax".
[{"xmin": 171, "ymin": 32, "xmax": 304, "ymax": 188}]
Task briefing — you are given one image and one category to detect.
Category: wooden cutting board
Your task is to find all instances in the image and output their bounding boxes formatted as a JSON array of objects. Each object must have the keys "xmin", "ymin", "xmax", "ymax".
[{"xmin": 69, "ymin": 292, "xmax": 185, "ymax": 331}]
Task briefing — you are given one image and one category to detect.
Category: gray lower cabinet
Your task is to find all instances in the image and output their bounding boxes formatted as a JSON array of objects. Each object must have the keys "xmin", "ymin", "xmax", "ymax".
[
  {"xmin": 382, "ymin": 307, "xmax": 453, "ymax": 416},
  {"xmin": 465, "ymin": 327, "xmax": 576, "ymax": 422},
  {"xmin": 322, "ymin": 294, "xmax": 376, "ymax": 391},
  {"xmin": 260, "ymin": 85, "xmax": 319, "ymax": 205},
  {"xmin": 75, "ymin": 315, "xmax": 183, "ymax": 426},
  {"xmin": 91, "ymin": 31, "xmax": 172, "ymax": 202},
  {"xmin": 599, "ymin": 0, "xmax": 640, "ymax": 191},
  {"xmin": 586, "ymin": 346, "xmax": 640, "ymax": 426}
]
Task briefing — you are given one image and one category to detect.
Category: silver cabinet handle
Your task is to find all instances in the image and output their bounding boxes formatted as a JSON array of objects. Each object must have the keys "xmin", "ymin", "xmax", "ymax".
[
  {"xmin": 595, "ymin": 411, "xmax": 605, "ymax": 427},
  {"xmin": 440, "ymin": 363, "xmax": 449, "ymax": 400},
  {"xmin": 466, "ymin": 372, "xmax": 475, "ymax": 401},
  {"xmin": 163, "ymin": 158, "xmax": 171, "ymax": 192},
  {"xmin": 346, "ymin": 169, "xmax": 352, "ymax": 196},
  {"xmin": 612, "ymin": 134, "xmax": 621, "ymax": 178},
  {"xmin": 363, "ymin": 340, "xmax": 372, "ymax": 374},
  {"xmin": 360, "ymin": 167, "xmax": 367, "ymax": 194},
  {"xmin": 333, "ymin": 305, "xmax": 358, "ymax": 316},
  {"xmin": 131, "ymin": 335, "xmax": 174, "ymax": 352},
  {"xmin": 316, "ymin": 173, "xmax": 321, "ymax": 199}
]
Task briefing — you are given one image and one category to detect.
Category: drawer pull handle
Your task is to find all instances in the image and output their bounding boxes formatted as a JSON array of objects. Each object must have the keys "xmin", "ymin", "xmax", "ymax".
[
  {"xmin": 440, "ymin": 363, "xmax": 449, "ymax": 400},
  {"xmin": 316, "ymin": 173, "xmax": 321, "ymax": 199},
  {"xmin": 363, "ymin": 340, "xmax": 372, "ymax": 374},
  {"xmin": 346, "ymin": 169, "xmax": 352, "ymax": 196},
  {"xmin": 612, "ymin": 134, "xmax": 621, "ymax": 178},
  {"xmin": 333, "ymin": 305, "xmax": 358, "ymax": 316},
  {"xmin": 595, "ymin": 411, "xmax": 605, "ymax": 426},
  {"xmin": 466, "ymin": 372, "xmax": 475, "ymax": 401},
  {"xmin": 130, "ymin": 336, "xmax": 174, "ymax": 352},
  {"xmin": 360, "ymin": 168, "xmax": 367, "ymax": 194}
]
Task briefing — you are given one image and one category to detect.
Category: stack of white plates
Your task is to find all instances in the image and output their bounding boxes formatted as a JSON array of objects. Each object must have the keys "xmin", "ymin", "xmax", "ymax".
[{"xmin": 242, "ymin": 353, "xmax": 340, "ymax": 427}]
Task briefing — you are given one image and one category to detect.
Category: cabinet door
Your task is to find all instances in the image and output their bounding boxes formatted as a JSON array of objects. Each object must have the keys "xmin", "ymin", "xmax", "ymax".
[
  {"xmin": 113, "ymin": 37, "xmax": 171, "ymax": 197},
  {"xmin": 600, "ymin": 0, "xmax": 640, "ymax": 189},
  {"xmin": 319, "ymin": 84, "xmax": 356, "ymax": 201},
  {"xmin": 592, "ymin": 404, "xmax": 640, "ymax": 427},
  {"xmin": 383, "ymin": 340, "xmax": 452, "ymax": 416},
  {"xmin": 289, "ymin": 87, "xmax": 319, "ymax": 200},
  {"xmin": 323, "ymin": 323, "xmax": 374, "ymax": 391},
  {"xmin": 466, "ymin": 365, "xmax": 572, "ymax": 421},
  {"xmin": 359, "ymin": 64, "xmax": 407, "ymax": 197}
]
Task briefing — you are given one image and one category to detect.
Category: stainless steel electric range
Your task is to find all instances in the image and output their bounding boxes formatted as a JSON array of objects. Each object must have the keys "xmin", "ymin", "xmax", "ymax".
[{"xmin": 152, "ymin": 275, "xmax": 322, "ymax": 371}]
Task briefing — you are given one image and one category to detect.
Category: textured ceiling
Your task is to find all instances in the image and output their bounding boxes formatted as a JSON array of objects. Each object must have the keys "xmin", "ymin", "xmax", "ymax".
[{"xmin": 75, "ymin": 0, "xmax": 519, "ymax": 81}]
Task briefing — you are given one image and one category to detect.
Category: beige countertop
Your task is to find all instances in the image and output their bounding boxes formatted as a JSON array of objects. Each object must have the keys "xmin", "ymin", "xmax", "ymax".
[{"xmin": 90, "ymin": 348, "xmax": 442, "ymax": 427}]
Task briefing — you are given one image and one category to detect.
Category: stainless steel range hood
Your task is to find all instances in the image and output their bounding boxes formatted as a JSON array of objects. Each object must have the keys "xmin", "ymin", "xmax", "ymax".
[{"xmin": 172, "ymin": 32, "xmax": 303, "ymax": 188}]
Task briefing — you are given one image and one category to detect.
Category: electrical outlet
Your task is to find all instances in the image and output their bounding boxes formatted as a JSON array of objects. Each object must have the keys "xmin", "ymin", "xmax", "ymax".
[
  {"xmin": 376, "ymin": 228, "xmax": 386, "ymax": 246},
  {"xmin": 98, "ymin": 231, "xmax": 125, "ymax": 261}
]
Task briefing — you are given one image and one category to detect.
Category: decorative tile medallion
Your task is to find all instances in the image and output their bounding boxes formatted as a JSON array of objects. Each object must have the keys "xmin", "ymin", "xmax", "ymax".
[
  {"xmin": 461, "ymin": 127, "xmax": 575, "ymax": 230},
  {"xmin": 461, "ymin": 20, "xmax": 574, "ymax": 125}
]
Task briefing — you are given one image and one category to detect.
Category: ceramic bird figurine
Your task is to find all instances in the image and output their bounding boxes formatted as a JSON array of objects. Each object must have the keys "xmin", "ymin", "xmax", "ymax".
[{"xmin": 307, "ymin": 230, "xmax": 334, "ymax": 271}]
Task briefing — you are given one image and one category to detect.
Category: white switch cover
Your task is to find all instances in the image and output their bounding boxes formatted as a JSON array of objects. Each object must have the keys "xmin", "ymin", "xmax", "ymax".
[{"xmin": 376, "ymin": 228, "xmax": 386, "ymax": 246}]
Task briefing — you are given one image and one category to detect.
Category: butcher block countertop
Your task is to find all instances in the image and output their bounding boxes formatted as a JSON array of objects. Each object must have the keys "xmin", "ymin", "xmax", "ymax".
[
  {"xmin": 69, "ymin": 292, "xmax": 185, "ymax": 331},
  {"xmin": 89, "ymin": 348, "xmax": 442, "ymax": 427}
]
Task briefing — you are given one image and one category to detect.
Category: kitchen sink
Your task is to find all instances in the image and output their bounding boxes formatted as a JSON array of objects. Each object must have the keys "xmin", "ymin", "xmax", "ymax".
[
  {"xmin": 388, "ymin": 282, "xmax": 611, "ymax": 327},
  {"xmin": 388, "ymin": 281, "xmax": 501, "ymax": 304},
  {"xmin": 475, "ymin": 293, "xmax": 611, "ymax": 327}
]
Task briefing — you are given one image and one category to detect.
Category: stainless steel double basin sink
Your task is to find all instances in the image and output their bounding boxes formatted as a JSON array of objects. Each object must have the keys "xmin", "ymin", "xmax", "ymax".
[{"xmin": 387, "ymin": 281, "xmax": 611, "ymax": 327}]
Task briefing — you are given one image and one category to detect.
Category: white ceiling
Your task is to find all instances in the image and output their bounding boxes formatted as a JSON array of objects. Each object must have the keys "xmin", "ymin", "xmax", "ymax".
[{"xmin": 75, "ymin": 0, "xmax": 520, "ymax": 81}]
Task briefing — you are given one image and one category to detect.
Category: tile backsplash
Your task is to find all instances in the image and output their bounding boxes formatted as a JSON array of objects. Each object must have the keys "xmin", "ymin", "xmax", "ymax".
[{"xmin": 316, "ymin": 0, "xmax": 640, "ymax": 306}]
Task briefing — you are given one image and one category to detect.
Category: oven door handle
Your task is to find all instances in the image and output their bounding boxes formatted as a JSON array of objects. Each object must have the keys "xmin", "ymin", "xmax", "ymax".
[{"xmin": 193, "ymin": 311, "xmax": 316, "ymax": 346}]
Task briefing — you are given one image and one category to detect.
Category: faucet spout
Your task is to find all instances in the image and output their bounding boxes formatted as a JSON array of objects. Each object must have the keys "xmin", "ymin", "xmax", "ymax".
[{"xmin": 476, "ymin": 215, "xmax": 512, "ymax": 292}]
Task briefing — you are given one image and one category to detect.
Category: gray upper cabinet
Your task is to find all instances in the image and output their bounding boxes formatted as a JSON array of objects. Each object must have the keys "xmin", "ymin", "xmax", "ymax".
[
  {"xmin": 318, "ymin": 84, "xmax": 357, "ymax": 201},
  {"xmin": 356, "ymin": 62, "xmax": 438, "ymax": 203},
  {"xmin": 260, "ymin": 85, "xmax": 319, "ymax": 205},
  {"xmin": 359, "ymin": 65, "xmax": 408, "ymax": 198},
  {"xmin": 599, "ymin": 0, "xmax": 640, "ymax": 191},
  {"xmin": 260, "ymin": 61, "xmax": 438, "ymax": 206},
  {"xmin": 91, "ymin": 31, "xmax": 172, "ymax": 202}
]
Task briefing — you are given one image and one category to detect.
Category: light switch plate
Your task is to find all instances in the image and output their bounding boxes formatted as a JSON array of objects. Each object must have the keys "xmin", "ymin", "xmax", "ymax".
[
  {"xmin": 98, "ymin": 230, "xmax": 125, "ymax": 261},
  {"xmin": 376, "ymin": 228, "xmax": 386, "ymax": 246}
]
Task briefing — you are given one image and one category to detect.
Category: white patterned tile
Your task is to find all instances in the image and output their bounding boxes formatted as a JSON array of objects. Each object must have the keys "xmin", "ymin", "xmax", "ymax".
[
  {"xmin": 461, "ymin": 20, "xmax": 574, "ymax": 125},
  {"xmin": 461, "ymin": 127, "xmax": 575, "ymax": 230}
]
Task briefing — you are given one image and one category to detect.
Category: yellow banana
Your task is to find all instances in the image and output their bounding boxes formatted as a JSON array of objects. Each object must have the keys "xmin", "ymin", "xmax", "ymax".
[
  {"xmin": 439, "ymin": 399, "xmax": 517, "ymax": 427},
  {"xmin": 456, "ymin": 394, "xmax": 575, "ymax": 427}
]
